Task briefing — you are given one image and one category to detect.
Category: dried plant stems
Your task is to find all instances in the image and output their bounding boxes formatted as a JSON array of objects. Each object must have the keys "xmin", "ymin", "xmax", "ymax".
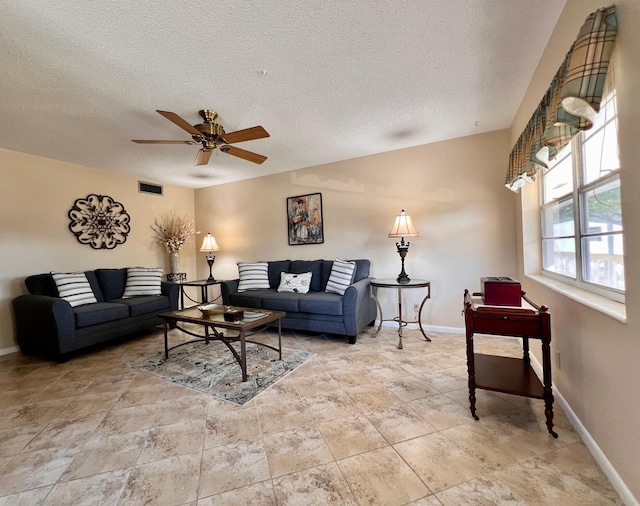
[{"xmin": 151, "ymin": 211, "xmax": 195, "ymax": 254}]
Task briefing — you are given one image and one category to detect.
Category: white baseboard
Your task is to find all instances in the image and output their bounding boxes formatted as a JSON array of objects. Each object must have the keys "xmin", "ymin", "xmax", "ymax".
[
  {"xmin": 377, "ymin": 321, "xmax": 465, "ymax": 334},
  {"xmin": 0, "ymin": 345, "xmax": 19, "ymax": 356},
  {"xmin": 529, "ymin": 354, "xmax": 637, "ymax": 506}
]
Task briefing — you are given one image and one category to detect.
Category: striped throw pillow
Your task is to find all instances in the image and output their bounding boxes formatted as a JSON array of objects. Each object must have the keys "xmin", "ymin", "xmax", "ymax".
[
  {"xmin": 52, "ymin": 272, "xmax": 98, "ymax": 307},
  {"xmin": 122, "ymin": 267, "xmax": 163, "ymax": 297},
  {"xmin": 325, "ymin": 259, "xmax": 357, "ymax": 295},
  {"xmin": 237, "ymin": 262, "xmax": 270, "ymax": 292}
]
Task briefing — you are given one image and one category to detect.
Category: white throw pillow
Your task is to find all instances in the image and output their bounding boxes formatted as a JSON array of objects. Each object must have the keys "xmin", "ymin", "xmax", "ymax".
[
  {"xmin": 122, "ymin": 267, "xmax": 163, "ymax": 297},
  {"xmin": 52, "ymin": 272, "xmax": 98, "ymax": 307},
  {"xmin": 277, "ymin": 272, "xmax": 312, "ymax": 294},
  {"xmin": 237, "ymin": 262, "xmax": 270, "ymax": 292},
  {"xmin": 325, "ymin": 259, "xmax": 357, "ymax": 295}
]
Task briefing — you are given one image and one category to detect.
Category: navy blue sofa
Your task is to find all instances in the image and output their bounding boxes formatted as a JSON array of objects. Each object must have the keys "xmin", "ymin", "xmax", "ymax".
[
  {"xmin": 220, "ymin": 259, "xmax": 377, "ymax": 344},
  {"xmin": 12, "ymin": 268, "xmax": 179, "ymax": 361}
]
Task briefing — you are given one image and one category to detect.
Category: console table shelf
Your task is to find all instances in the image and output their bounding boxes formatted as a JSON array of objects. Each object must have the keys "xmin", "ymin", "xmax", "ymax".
[
  {"xmin": 472, "ymin": 354, "xmax": 545, "ymax": 398},
  {"xmin": 463, "ymin": 289, "xmax": 557, "ymax": 438}
]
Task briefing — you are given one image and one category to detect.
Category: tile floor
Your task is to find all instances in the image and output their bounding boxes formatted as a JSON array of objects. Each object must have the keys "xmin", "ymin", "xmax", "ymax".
[{"xmin": 0, "ymin": 326, "xmax": 623, "ymax": 505}]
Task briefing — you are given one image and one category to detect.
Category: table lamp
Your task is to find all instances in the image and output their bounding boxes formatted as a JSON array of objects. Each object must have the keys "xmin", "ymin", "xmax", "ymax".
[
  {"xmin": 388, "ymin": 210, "xmax": 419, "ymax": 283},
  {"xmin": 199, "ymin": 233, "xmax": 221, "ymax": 281}
]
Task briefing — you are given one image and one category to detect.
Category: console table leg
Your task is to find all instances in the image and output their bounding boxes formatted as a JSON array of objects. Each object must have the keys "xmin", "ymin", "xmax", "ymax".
[
  {"xmin": 541, "ymin": 332, "xmax": 557, "ymax": 437},
  {"xmin": 397, "ymin": 287, "xmax": 403, "ymax": 349},
  {"xmin": 545, "ymin": 392, "xmax": 557, "ymax": 438},
  {"xmin": 469, "ymin": 388, "xmax": 479, "ymax": 420},
  {"xmin": 370, "ymin": 286, "xmax": 383, "ymax": 338},
  {"xmin": 417, "ymin": 293, "xmax": 431, "ymax": 342}
]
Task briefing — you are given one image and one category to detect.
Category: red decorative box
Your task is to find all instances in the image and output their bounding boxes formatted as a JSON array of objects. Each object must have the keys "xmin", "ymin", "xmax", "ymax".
[{"xmin": 481, "ymin": 277, "xmax": 521, "ymax": 306}]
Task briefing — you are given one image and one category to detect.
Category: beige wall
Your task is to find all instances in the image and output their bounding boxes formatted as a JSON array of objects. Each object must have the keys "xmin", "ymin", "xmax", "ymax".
[
  {"xmin": 0, "ymin": 149, "xmax": 196, "ymax": 351},
  {"xmin": 194, "ymin": 129, "xmax": 516, "ymax": 329},
  {"xmin": 511, "ymin": 1, "xmax": 640, "ymax": 500}
]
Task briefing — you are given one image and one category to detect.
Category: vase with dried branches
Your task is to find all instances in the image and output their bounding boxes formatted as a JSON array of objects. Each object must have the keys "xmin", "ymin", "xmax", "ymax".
[{"xmin": 151, "ymin": 211, "xmax": 195, "ymax": 274}]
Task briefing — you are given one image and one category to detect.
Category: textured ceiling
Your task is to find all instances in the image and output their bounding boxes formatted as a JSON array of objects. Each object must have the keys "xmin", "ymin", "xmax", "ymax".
[{"xmin": 0, "ymin": 1, "xmax": 565, "ymax": 189}]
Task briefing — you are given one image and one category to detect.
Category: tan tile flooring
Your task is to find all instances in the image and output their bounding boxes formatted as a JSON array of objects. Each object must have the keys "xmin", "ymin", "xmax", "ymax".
[{"xmin": 0, "ymin": 326, "xmax": 623, "ymax": 505}]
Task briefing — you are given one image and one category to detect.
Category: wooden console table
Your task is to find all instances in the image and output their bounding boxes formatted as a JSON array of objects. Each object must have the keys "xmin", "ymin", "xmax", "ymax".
[{"xmin": 463, "ymin": 289, "xmax": 557, "ymax": 437}]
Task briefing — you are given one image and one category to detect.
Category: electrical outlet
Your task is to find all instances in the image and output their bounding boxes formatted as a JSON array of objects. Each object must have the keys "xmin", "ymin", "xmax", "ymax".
[{"xmin": 555, "ymin": 351, "xmax": 561, "ymax": 370}]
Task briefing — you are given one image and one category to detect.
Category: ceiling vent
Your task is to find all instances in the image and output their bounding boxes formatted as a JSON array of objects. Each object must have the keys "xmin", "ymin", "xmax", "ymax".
[{"xmin": 138, "ymin": 181, "xmax": 163, "ymax": 196}]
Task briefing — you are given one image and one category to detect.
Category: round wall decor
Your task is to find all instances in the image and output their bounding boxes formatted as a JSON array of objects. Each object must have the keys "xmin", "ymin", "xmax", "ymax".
[{"xmin": 68, "ymin": 194, "xmax": 131, "ymax": 249}]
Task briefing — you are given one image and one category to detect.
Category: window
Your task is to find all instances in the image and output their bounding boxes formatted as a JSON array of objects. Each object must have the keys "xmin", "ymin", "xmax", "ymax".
[{"xmin": 540, "ymin": 89, "xmax": 624, "ymax": 301}]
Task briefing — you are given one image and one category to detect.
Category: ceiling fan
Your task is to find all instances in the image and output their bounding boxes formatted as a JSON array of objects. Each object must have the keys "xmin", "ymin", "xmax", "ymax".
[{"xmin": 132, "ymin": 109, "xmax": 269, "ymax": 165}]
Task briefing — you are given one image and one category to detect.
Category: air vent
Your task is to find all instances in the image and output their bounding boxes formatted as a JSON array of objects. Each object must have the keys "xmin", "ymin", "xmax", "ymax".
[{"xmin": 138, "ymin": 181, "xmax": 163, "ymax": 196}]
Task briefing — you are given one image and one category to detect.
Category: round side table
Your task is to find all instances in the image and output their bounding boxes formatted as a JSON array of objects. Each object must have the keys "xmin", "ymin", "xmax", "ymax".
[{"xmin": 370, "ymin": 278, "xmax": 431, "ymax": 349}]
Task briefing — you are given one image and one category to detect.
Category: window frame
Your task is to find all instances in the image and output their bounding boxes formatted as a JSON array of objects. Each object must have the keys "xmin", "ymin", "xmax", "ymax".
[{"xmin": 539, "ymin": 91, "xmax": 624, "ymax": 303}]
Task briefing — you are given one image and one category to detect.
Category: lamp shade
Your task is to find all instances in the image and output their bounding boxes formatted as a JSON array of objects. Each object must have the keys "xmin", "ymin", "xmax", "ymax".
[
  {"xmin": 388, "ymin": 210, "xmax": 419, "ymax": 238},
  {"xmin": 199, "ymin": 233, "xmax": 220, "ymax": 252}
]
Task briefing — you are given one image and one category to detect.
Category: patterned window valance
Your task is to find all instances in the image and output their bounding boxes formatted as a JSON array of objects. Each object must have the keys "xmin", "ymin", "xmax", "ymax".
[{"xmin": 505, "ymin": 6, "xmax": 618, "ymax": 192}]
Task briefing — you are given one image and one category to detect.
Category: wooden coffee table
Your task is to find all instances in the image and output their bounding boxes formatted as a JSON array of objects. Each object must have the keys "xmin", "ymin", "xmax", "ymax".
[{"xmin": 158, "ymin": 306, "xmax": 285, "ymax": 382}]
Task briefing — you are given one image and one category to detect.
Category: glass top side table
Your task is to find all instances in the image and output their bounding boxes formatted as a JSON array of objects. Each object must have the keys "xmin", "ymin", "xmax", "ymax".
[
  {"xmin": 178, "ymin": 279, "xmax": 222, "ymax": 309},
  {"xmin": 370, "ymin": 278, "xmax": 431, "ymax": 349}
]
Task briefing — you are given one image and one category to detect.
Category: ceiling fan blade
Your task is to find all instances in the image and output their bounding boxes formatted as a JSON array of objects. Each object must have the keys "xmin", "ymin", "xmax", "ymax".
[
  {"xmin": 220, "ymin": 145, "xmax": 267, "ymax": 164},
  {"xmin": 156, "ymin": 110, "xmax": 203, "ymax": 137},
  {"xmin": 218, "ymin": 126, "xmax": 269, "ymax": 144},
  {"xmin": 194, "ymin": 149, "xmax": 213, "ymax": 166},
  {"xmin": 132, "ymin": 140, "xmax": 197, "ymax": 144}
]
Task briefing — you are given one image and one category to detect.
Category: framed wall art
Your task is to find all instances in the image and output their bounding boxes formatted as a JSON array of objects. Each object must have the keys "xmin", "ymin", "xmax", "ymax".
[
  {"xmin": 286, "ymin": 192, "xmax": 323, "ymax": 245},
  {"xmin": 68, "ymin": 194, "xmax": 130, "ymax": 249}
]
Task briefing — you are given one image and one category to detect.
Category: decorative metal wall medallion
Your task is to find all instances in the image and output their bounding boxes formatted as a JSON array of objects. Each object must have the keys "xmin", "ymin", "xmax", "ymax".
[{"xmin": 68, "ymin": 194, "xmax": 131, "ymax": 249}]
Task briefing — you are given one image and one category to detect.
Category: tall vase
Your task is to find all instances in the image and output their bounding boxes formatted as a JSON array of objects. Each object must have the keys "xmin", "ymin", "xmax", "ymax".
[{"xmin": 169, "ymin": 251, "xmax": 180, "ymax": 274}]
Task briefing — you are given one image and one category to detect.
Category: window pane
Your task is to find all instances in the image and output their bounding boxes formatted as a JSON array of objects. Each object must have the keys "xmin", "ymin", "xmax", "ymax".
[
  {"xmin": 542, "ymin": 199, "xmax": 574, "ymax": 238},
  {"xmin": 543, "ymin": 148, "xmax": 573, "ymax": 202},
  {"xmin": 582, "ymin": 234, "xmax": 625, "ymax": 290},
  {"xmin": 584, "ymin": 91, "xmax": 616, "ymax": 137},
  {"xmin": 583, "ymin": 121, "xmax": 619, "ymax": 184},
  {"xmin": 542, "ymin": 238, "xmax": 576, "ymax": 278},
  {"xmin": 582, "ymin": 178, "xmax": 622, "ymax": 235}
]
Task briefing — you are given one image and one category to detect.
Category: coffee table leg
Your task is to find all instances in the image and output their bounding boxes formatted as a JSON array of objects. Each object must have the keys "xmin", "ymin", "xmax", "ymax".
[
  {"xmin": 164, "ymin": 321, "xmax": 169, "ymax": 359},
  {"xmin": 240, "ymin": 330, "xmax": 247, "ymax": 382},
  {"xmin": 278, "ymin": 319, "xmax": 282, "ymax": 360}
]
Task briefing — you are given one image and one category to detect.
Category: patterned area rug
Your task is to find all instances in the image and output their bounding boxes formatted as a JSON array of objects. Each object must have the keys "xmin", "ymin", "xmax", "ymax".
[{"xmin": 129, "ymin": 341, "xmax": 314, "ymax": 405}]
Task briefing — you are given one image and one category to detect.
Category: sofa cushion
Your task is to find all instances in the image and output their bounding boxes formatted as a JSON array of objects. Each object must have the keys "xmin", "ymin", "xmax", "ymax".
[
  {"xmin": 260, "ymin": 292, "xmax": 301, "ymax": 312},
  {"xmin": 325, "ymin": 259, "xmax": 357, "ymax": 295},
  {"xmin": 277, "ymin": 272, "xmax": 312, "ymax": 294},
  {"xmin": 95, "ymin": 268, "xmax": 128, "ymax": 301},
  {"xmin": 123, "ymin": 267, "xmax": 163, "ymax": 297},
  {"xmin": 268, "ymin": 260, "xmax": 291, "ymax": 288},
  {"xmin": 110, "ymin": 295, "xmax": 170, "ymax": 317},
  {"xmin": 298, "ymin": 291, "xmax": 344, "ymax": 316},
  {"xmin": 74, "ymin": 302, "xmax": 129, "ymax": 328},
  {"xmin": 25, "ymin": 273, "xmax": 58, "ymax": 297},
  {"xmin": 229, "ymin": 292, "xmax": 264, "ymax": 308},
  {"xmin": 237, "ymin": 262, "xmax": 270, "ymax": 292},
  {"xmin": 352, "ymin": 259, "xmax": 371, "ymax": 282},
  {"xmin": 85, "ymin": 272, "xmax": 106, "ymax": 302},
  {"xmin": 290, "ymin": 260, "xmax": 323, "ymax": 291},
  {"xmin": 52, "ymin": 272, "xmax": 98, "ymax": 307}
]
